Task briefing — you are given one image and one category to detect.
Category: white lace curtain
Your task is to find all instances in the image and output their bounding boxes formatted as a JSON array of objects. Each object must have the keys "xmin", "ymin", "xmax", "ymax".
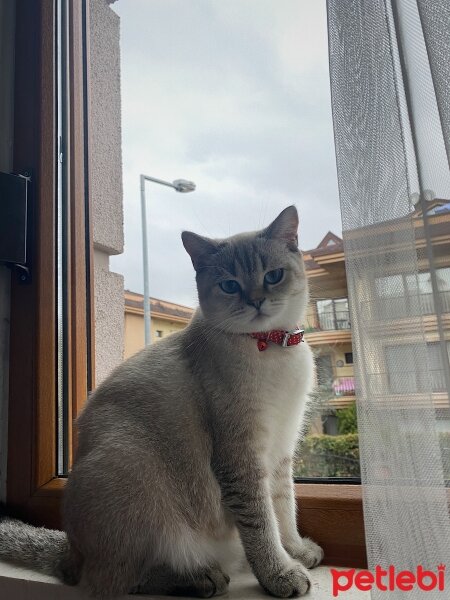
[{"xmin": 327, "ymin": 0, "xmax": 450, "ymax": 596}]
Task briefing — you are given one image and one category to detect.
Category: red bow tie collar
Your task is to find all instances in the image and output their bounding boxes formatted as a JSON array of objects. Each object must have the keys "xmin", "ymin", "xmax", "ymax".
[{"xmin": 249, "ymin": 328, "xmax": 304, "ymax": 352}]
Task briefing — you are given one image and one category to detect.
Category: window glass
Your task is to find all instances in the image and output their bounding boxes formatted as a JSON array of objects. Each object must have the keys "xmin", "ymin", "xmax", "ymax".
[
  {"xmin": 100, "ymin": 1, "xmax": 359, "ymax": 482},
  {"xmin": 56, "ymin": 0, "xmax": 69, "ymax": 476},
  {"xmin": 385, "ymin": 343, "xmax": 450, "ymax": 394},
  {"xmin": 316, "ymin": 299, "xmax": 334, "ymax": 330},
  {"xmin": 375, "ymin": 274, "xmax": 404, "ymax": 298},
  {"xmin": 375, "ymin": 271, "xmax": 450, "ymax": 318}
]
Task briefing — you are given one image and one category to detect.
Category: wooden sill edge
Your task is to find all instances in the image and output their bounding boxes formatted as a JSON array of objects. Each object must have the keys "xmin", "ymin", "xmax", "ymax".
[
  {"xmin": 40, "ymin": 479, "xmax": 450, "ymax": 501},
  {"xmin": 33, "ymin": 477, "xmax": 67, "ymax": 496},
  {"xmin": 35, "ymin": 479, "xmax": 363, "ymax": 501},
  {"xmin": 29, "ymin": 479, "xmax": 448, "ymax": 570},
  {"xmin": 295, "ymin": 483, "xmax": 362, "ymax": 510},
  {"xmin": 29, "ymin": 479, "xmax": 367, "ymax": 567}
]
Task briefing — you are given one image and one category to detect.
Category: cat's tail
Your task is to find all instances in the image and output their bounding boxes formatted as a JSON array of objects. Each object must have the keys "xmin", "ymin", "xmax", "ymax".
[{"xmin": 0, "ymin": 507, "xmax": 78, "ymax": 582}]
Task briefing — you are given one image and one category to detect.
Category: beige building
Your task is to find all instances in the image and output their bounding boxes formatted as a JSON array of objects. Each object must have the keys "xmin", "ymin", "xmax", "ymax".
[
  {"xmin": 302, "ymin": 232, "xmax": 355, "ymax": 434},
  {"xmin": 124, "ymin": 291, "xmax": 194, "ymax": 359},
  {"xmin": 341, "ymin": 198, "xmax": 450, "ymax": 413},
  {"xmin": 303, "ymin": 199, "xmax": 450, "ymax": 433}
]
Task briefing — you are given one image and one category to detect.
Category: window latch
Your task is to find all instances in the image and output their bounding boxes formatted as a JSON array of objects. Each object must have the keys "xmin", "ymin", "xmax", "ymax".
[{"xmin": 0, "ymin": 170, "xmax": 31, "ymax": 283}]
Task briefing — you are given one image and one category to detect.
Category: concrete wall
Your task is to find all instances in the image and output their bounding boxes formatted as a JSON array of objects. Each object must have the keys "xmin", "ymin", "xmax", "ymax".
[
  {"xmin": 124, "ymin": 313, "xmax": 188, "ymax": 360},
  {"xmin": 89, "ymin": 0, "xmax": 124, "ymax": 383},
  {"xmin": 93, "ymin": 252, "xmax": 124, "ymax": 383},
  {"xmin": 0, "ymin": 0, "xmax": 15, "ymax": 502},
  {"xmin": 333, "ymin": 343, "xmax": 354, "ymax": 379}
]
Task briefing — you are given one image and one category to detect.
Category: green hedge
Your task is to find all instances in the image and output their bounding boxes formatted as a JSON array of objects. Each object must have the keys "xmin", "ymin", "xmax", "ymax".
[
  {"xmin": 294, "ymin": 431, "xmax": 450, "ymax": 480},
  {"xmin": 337, "ymin": 403, "xmax": 358, "ymax": 434},
  {"xmin": 294, "ymin": 433, "xmax": 360, "ymax": 478}
]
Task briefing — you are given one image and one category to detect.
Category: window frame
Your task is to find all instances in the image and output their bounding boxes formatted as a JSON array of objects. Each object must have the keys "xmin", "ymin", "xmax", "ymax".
[
  {"xmin": 7, "ymin": 0, "xmax": 92, "ymax": 528},
  {"xmin": 6, "ymin": 0, "xmax": 366, "ymax": 569},
  {"xmin": 316, "ymin": 297, "xmax": 350, "ymax": 331}
]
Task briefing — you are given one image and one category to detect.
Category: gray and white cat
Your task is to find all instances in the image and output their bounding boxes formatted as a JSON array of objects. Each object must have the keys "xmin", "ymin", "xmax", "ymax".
[{"xmin": 0, "ymin": 205, "xmax": 323, "ymax": 598}]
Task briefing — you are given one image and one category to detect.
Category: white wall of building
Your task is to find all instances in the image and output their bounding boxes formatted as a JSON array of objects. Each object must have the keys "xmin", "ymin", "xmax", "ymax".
[{"xmin": 89, "ymin": 0, "xmax": 125, "ymax": 383}]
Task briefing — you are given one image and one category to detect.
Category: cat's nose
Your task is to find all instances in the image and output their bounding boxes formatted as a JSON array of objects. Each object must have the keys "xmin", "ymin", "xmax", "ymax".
[{"xmin": 247, "ymin": 298, "xmax": 266, "ymax": 310}]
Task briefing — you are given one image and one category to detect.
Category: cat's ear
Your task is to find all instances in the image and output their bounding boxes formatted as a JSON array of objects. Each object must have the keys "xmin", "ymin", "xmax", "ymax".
[
  {"xmin": 182, "ymin": 231, "xmax": 218, "ymax": 270},
  {"xmin": 261, "ymin": 205, "xmax": 299, "ymax": 247}
]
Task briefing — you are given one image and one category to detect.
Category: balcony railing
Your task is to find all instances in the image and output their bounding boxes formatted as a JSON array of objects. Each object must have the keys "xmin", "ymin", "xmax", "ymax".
[
  {"xmin": 315, "ymin": 376, "xmax": 356, "ymax": 399},
  {"xmin": 333, "ymin": 376, "xmax": 356, "ymax": 396},
  {"xmin": 363, "ymin": 290, "xmax": 450, "ymax": 321},
  {"xmin": 304, "ymin": 310, "xmax": 351, "ymax": 332},
  {"xmin": 368, "ymin": 369, "xmax": 447, "ymax": 395}
]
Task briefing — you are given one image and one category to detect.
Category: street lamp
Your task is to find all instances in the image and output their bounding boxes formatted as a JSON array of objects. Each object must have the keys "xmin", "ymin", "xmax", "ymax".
[{"xmin": 140, "ymin": 174, "xmax": 196, "ymax": 346}]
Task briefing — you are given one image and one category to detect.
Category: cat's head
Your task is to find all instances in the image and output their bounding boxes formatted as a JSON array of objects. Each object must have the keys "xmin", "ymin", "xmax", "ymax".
[{"xmin": 182, "ymin": 206, "xmax": 308, "ymax": 333}]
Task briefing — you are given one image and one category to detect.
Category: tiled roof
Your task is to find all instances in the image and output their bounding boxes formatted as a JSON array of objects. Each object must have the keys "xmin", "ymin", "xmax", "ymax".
[
  {"xmin": 308, "ymin": 243, "xmax": 344, "ymax": 257},
  {"xmin": 302, "ymin": 231, "xmax": 343, "ymax": 272},
  {"xmin": 125, "ymin": 291, "xmax": 194, "ymax": 321},
  {"xmin": 302, "ymin": 199, "xmax": 450, "ymax": 273},
  {"xmin": 316, "ymin": 231, "xmax": 343, "ymax": 249}
]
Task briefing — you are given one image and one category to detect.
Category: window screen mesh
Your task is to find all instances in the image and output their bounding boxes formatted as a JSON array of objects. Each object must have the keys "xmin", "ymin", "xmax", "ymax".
[{"xmin": 327, "ymin": 0, "xmax": 450, "ymax": 589}]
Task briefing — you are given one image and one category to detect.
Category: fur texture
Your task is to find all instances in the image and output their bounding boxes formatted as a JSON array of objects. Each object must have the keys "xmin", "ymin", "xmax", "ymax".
[{"xmin": 0, "ymin": 206, "xmax": 323, "ymax": 598}]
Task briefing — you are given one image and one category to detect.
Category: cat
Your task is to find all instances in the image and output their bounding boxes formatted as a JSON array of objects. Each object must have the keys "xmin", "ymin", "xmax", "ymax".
[{"xmin": 0, "ymin": 205, "xmax": 323, "ymax": 598}]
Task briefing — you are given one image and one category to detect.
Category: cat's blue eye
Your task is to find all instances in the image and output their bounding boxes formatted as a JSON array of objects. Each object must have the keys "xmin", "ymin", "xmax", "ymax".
[
  {"xmin": 264, "ymin": 268, "xmax": 284, "ymax": 285},
  {"xmin": 219, "ymin": 280, "xmax": 241, "ymax": 294}
]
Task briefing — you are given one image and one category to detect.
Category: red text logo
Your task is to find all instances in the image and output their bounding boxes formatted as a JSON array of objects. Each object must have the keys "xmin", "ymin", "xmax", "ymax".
[{"xmin": 331, "ymin": 565, "xmax": 446, "ymax": 596}]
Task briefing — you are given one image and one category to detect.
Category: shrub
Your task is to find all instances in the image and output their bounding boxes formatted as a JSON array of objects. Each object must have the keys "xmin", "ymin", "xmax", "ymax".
[
  {"xmin": 294, "ymin": 433, "xmax": 360, "ymax": 478},
  {"xmin": 337, "ymin": 402, "xmax": 358, "ymax": 434},
  {"xmin": 294, "ymin": 432, "xmax": 450, "ymax": 478},
  {"xmin": 293, "ymin": 431, "xmax": 450, "ymax": 480}
]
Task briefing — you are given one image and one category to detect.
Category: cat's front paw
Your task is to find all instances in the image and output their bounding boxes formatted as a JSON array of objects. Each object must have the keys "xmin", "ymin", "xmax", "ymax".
[
  {"xmin": 260, "ymin": 563, "xmax": 310, "ymax": 598},
  {"xmin": 285, "ymin": 537, "xmax": 324, "ymax": 569}
]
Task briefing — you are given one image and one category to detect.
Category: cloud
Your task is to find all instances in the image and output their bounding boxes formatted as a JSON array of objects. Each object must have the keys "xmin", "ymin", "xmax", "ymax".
[{"xmin": 110, "ymin": 0, "xmax": 341, "ymax": 307}]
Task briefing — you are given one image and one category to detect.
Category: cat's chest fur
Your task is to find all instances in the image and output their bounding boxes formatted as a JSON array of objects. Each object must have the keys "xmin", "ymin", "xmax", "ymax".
[
  {"xmin": 201, "ymin": 330, "xmax": 314, "ymax": 468},
  {"xmin": 248, "ymin": 341, "xmax": 314, "ymax": 463}
]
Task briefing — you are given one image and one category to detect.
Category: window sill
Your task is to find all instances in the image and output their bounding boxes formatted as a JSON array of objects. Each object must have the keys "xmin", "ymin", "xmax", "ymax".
[
  {"xmin": 11, "ymin": 480, "xmax": 368, "ymax": 569},
  {"xmin": 295, "ymin": 484, "xmax": 366, "ymax": 568},
  {"xmin": 0, "ymin": 561, "xmax": 370, "ymax": 599}
]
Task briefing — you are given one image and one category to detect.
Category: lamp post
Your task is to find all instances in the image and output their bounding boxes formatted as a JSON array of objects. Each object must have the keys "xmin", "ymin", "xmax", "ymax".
[{"xmin": 140, "ymin": 174, "xmax": 196, "ymax": 346}]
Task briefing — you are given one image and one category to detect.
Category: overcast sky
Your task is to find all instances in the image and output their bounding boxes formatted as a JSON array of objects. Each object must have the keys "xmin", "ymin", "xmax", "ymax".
[{"xmin": 110, "ymin": 0, "xmax": 341, "ymax": 307}]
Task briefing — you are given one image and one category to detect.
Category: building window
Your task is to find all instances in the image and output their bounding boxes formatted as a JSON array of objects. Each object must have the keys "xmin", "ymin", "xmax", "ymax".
[
  {"xmin": 374, "ymin": 268, "xmax": 450, "ymax": 318},
  {"xmin": 385, "ymin": 342, "xmax": 450, "ymax": 394},
  {"xmin": 322, "ymin": 413, "xmax": 339, "ymax": 435},
  {"xmin": 345, "ymin": 352, "xmax": 353, "ymax": 364},
  {"xmin": 156, "ymin": 330, "xmax": 163, "ymax": 338},
  {"xmin": 316, "ymin": 298, "xmax": 350, "ymax": 330}
]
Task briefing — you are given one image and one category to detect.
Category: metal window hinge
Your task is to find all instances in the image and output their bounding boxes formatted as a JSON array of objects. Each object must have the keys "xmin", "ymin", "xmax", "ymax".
[{"xmin": 0, "ymin": 170, "xmax": 31, "ymax": 283}]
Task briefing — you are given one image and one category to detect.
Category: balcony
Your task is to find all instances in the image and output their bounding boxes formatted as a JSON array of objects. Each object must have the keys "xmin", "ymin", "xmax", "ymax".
[
  {"xmin": 364, "ymin": 370, "xmax": 449, "ymax": 409},
  {"xmin": 314, "ymin": 376, "xmax": 356, "ymax": 408},
  {"xmin": 368, "ymin": 369, "xmax": 447, "ymax": 395},
  {"xmin": 303, "ymin": 309, "xmax": 352, "ymax": 345},
  {"xmin": 304, "ymin": 310, "xmax": 351, "ymax": 332},
  {"xmin": 363, "ymin": 290, "xmax": 450, "ymax": 322},
  {"xmin": 333, "ymin": 376, "xmax": 356, "ymax": 396}
]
